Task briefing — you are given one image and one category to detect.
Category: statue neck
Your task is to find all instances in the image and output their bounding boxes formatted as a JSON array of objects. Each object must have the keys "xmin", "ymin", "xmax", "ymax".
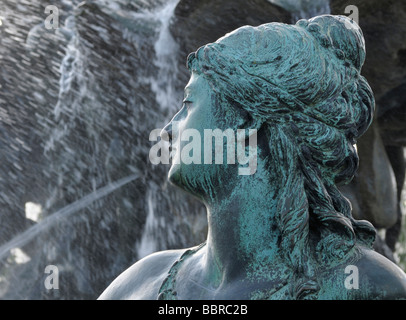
[{"xmin": 203, "ymin": 170, "xmax": 282, "ymax": 284}]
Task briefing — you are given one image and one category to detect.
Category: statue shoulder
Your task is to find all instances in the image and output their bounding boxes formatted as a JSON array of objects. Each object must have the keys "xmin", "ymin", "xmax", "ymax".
[
  {"xmin": 352, "ymin": 246, "xmax": 406, "ymax": 299},
  {"xmin": 98, "ymin": 248, "xmax": 185, "ymax": 300},
  {"xmin": 318, "ymin": 246, "xmax": 406, "ymax": 300}
]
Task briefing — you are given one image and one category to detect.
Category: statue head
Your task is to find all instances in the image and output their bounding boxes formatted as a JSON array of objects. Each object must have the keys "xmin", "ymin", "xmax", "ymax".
[{"xmin": 163, "ymin": 14, "xmax": 376, "ymax": 298}]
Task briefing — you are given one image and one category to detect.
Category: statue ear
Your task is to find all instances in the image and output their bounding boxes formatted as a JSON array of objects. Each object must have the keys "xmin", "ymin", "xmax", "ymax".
[
  {"xmin": 235, "ymin": 111, "xmax": 264, "ymax": 139},
  {"xmin": 224, "ymin": 100, "xmax": 264, "ymax": 137}
]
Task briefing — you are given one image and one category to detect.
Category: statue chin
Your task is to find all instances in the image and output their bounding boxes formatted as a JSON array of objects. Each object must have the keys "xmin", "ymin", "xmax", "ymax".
[
  {"xmin": 168, "ymin": 163, "xmax": 197, "ymax": 197},
  {"xmin": 168, "ymin": 162, "xmax": 216, "ymax": 203}
]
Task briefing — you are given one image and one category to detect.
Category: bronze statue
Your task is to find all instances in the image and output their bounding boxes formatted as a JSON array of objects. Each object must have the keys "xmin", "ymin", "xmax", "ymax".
[{"xmin": 99, "ymin": 15, "xmax": 406, "ymax": 300}]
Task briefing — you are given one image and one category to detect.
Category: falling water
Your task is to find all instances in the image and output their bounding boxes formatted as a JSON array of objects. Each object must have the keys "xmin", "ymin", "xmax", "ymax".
[
  {"xmin": 0, "ymin": 0, "xmax": 200, "ymax": 299},
  {"xmin": 144, "ymin": 0, "xmax": 180, "ymax": 113},
  {"xmin": 0, "ymin": 174, "xmax": 140, "ymax": 261},
  {"xmin": 133, "ymin": 0, "xmax": 182, "ymax": 260}
]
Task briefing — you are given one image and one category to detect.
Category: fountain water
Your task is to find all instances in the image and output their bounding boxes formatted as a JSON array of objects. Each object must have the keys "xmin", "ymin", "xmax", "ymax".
[
  {"xmin": 0, "ymin": 174, "xmax": 140, "ymax": 261},
  {"xmin": 0, "ymin": 0, "xmax": 205, "ymax": 299}
]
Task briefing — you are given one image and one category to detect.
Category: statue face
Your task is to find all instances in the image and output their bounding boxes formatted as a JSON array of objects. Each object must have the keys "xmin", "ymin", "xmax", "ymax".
[
  {"xmin": 162, "ymin": 71, "xmax": 244, "ymax": 200},
  {"xmin": 163, "ymin": 72, "xmax": 217, "ymax": 197}
]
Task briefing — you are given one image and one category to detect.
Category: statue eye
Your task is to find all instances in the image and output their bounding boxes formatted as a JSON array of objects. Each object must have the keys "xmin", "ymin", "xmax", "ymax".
[{"xmin": 183, "ymin": 100, "xmax": 193, "ymax": 111}]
